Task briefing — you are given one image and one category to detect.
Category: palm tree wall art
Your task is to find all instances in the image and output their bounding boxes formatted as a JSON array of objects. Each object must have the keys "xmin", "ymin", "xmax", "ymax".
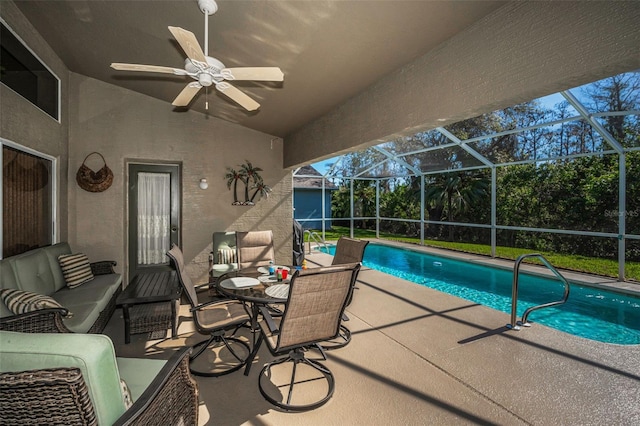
[{"xmin": 224, "ymin": 161, "xmax": 272, "ymax": 205}]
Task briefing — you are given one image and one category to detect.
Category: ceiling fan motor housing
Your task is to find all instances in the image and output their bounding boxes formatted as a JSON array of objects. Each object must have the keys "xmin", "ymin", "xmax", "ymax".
[{"xmin": 184, "ymin": 56, "xmax": 225, "ymax": 86}]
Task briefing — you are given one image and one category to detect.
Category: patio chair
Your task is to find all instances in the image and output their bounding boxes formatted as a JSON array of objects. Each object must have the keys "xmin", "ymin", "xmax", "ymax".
[
  {"xmin": 322, "ymin": 236, "xmax": 369, "ymax": 350},
  {"xmin": 210, "ymin": 231, "xmax": 239, "ymax": 281},
  {"xmin": 254, "ymin": 263, "xmax": 361, "ymax": 411},
  {"xmin": 167, "ymin": 245, "xmax": 251, "ymax": 377},
  {"xmin": 236, "ymin": 230, "xmax": 275, "ymax": 269}
]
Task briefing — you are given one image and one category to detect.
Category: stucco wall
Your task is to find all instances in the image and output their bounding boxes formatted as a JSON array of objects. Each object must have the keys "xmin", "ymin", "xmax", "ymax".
[
  {"xmin": 0, "ymin": 1, "xmax": 70, "ymax": 243},
  {"xmin": 284, "ymin": 1, "xmax": 640, "ymax": 167},
  {"xmin": 67, "ymin": 74, "xmax": 292, "ymax": 284}
]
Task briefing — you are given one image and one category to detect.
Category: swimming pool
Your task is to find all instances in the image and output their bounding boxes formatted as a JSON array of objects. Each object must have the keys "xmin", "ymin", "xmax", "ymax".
[{"xmin": 323, "ymin": 242, "xmax": 640, "ymax": 345}]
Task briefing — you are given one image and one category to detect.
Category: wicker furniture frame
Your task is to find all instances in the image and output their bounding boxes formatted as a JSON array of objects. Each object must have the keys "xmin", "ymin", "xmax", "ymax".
[
  {"xmin": 0, "ymin": 347, "xmax": 198, "ymax": 426},
  {"xmin": 0, "ymin": 261, "xmax": 120, "ymax": 334},
  {"xmin": 116, "ymin": 271, "xmax": 180, "ymax": 343}
]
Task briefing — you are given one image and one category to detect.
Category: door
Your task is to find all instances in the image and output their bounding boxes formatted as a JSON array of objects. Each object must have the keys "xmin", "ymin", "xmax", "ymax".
[{"xmin": 128, "ymin": 163, "xmax": 181, "ymax": 279}]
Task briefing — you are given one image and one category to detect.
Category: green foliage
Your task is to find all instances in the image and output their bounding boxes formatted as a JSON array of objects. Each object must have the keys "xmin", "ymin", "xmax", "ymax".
[{"xmin": 321, "ymin": 72, "xmax": 639, "ymax": 276}]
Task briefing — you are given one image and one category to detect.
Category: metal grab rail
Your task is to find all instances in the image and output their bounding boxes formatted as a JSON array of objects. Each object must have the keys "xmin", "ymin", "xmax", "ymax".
[
  {"xmin": 507, "ymin": 253, "xmax": 570, "ymax": 330},
  {"xmin": 303, "ymin": 230, "xmax": 328, "ymax": 255}
]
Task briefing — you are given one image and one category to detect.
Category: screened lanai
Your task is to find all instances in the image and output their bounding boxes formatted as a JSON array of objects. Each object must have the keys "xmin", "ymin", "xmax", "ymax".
[{"xmin": 293, "ymin": 71, "xmax": 640, "ymax": 282}]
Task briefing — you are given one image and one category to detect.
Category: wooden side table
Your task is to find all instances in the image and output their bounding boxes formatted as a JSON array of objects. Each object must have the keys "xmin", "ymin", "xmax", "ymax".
[{"xmin": 116, "ymin": 270, "xmax": 181, "ymax": 344}]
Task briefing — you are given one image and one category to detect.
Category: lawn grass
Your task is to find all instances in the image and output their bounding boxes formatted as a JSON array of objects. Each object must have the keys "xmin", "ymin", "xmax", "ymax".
[{"xmin": 304, "ymin": 227, "xmax": 640, "ymax": 282}]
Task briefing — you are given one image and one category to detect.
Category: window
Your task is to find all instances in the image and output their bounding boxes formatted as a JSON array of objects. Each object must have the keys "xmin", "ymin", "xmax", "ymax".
[
  {"xmin": 1, "ymin": 142, "xmax": 55, "ymax": 258},
  {"xmin": 0, "ymin": 20, "xmax": 60, "ymax": 121}
]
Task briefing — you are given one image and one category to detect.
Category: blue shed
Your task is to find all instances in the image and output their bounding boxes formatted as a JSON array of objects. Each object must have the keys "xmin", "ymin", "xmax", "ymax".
[{"xmin": 293, "ymin": 165, "xmax": 338, "ymax": 230}]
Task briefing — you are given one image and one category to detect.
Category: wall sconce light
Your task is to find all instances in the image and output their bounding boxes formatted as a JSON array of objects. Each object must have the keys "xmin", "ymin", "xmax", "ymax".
[{"xmin": 199, "ymin": 178, "xmax": 209, "ymax": 190}]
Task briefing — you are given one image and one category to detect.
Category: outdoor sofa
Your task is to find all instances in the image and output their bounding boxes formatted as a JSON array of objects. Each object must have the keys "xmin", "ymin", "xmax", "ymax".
[{"xmin": 0, "ymin": 242, "xmax": 122, "ymax": 334}]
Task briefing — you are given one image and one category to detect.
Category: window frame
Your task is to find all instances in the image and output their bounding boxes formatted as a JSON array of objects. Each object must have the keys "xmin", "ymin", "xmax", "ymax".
[
  {"xmin": 1, "ymin": 138, "xmax": 58, "ymax": 259},
  {"xmin": 0, "ymin": 18, "xmax": 61, "ymax": 123}
]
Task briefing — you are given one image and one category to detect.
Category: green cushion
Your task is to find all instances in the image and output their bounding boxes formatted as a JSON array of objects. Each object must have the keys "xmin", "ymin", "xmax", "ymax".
[
  {"xmin": 116, "ymin": 357, "xmax": 166, "ymax": 401},
  {"xmin": 43, "ymin": 242, "xmax": 72, "ymax": 291},
  {"xmin": 0, "ymin": 331, "xmax": 126, "ymax": 425},
  {"xmin": 10, "ymin": 250, "xmax": 57, "ymax": 295}
]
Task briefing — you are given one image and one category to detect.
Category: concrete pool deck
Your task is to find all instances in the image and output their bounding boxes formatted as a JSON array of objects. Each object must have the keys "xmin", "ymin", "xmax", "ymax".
[{"xmin": 106, "ymin": 245, "xmax": 640, "ymax": 425}]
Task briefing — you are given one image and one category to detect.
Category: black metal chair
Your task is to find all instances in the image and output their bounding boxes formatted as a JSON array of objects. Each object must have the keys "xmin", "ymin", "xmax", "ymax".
[
  {"xmin": 254, "ymin": 263, "xmax": 361, "ymax": 411},
  {"xmin": 167, "ymin": 244, "xmax": 251, "ymax": 377},
  {"xmin": 322, "ymin": 236, "xmax": 369, "ymax": 350}
]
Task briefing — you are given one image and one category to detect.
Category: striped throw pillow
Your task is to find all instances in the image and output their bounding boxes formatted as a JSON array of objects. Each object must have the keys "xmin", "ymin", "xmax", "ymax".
[
  {"xmin": 217, "ymin": 248, "xmax": 237, "ymax": 264},
  {"xmin": 0, "ymin": 288, "xmax": 69, "ymax": 316},
  {"xmin": 58, "ymin": 253, "xmax": 94, "ymax": 288}
]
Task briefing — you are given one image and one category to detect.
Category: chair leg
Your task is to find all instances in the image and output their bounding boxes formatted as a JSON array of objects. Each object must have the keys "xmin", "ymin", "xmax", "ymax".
[
  {"xmin": 258, "ymin": 349, "xmax": 335, "ymax": 411},
  {"xmin": 319, "ymin": 323, "xmax": 352, "ymax": 351},
  {"xmin": 189, "ymin": 334, "xmax": 251, "ymax": 377}
]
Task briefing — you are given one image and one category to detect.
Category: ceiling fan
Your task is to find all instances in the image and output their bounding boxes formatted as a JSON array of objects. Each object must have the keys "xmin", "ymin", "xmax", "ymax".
[{"xmin": 110, "ymin": 0, "xmax": 283, "ymax": 111}]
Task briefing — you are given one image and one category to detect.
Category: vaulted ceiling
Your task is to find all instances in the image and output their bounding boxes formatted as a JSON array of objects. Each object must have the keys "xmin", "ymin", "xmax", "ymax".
[{"xmin": 12, "ymin": 0, "xmax": 505, "ymax": 138}]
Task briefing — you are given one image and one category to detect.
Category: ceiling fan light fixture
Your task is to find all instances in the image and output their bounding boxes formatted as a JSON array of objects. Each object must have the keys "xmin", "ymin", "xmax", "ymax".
[{"xmin": 198, "ymin": 73, "xmax": 213, "ymax": 87}]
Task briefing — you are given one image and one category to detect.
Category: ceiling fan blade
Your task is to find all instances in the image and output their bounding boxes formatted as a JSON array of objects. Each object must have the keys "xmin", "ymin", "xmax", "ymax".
[
  {"xmin": 215, "ymin": 82, "xmax": 260, "ymax": 111},
  {"xmin": 110, "ymin": 63, "xmax": 188, "ymax": 75},
  {"xmin": 172, "ymin": 83, "xmax": 202, "ymax": 107},
  {"xmin": 168, "ymin": 26, "xmax": 207, "ymax": 64},
  {"xmin": 222, "ymin": 67, "xmax": 284, "ymax": 82}
]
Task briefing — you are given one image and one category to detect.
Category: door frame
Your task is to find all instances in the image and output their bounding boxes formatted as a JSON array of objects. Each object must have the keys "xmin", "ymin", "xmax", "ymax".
[{"xmin": 127, "ymin": 161, "xmax": 182, "ymax": 281}]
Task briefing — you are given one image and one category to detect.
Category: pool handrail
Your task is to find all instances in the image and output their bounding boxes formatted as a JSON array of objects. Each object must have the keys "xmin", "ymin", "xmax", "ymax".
[
  {"xmin": 304, "ymin": 230, "xmax": 328, "ymax": 255},
  {"xmin": 507, "ymin": 253, "xmax": 571, "ymax": 330}
]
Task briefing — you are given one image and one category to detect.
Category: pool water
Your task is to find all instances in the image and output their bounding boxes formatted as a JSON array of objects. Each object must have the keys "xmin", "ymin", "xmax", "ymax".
[{"xmin": 323, "ymin": 243, "xmax": 640, "ymax": 345}]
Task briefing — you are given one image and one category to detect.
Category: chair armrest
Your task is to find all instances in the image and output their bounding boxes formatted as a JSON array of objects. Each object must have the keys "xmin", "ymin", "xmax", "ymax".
[
  {"xmin": 90, "ymin": 260, "xmax": 117, "ymax": 275},
  {"xmin": 0, "ymin": 308, "xmax": 71, "ymax": 333},
  {"xmin": 258, "ymin": 305, "xmax": 280, "ymax": 334},
  {"xmin": 190, "ymin": 297, "xmax": 236, "ymax": 312},
  {"xmin": 113, "ymin": 347, "xmax": 198, "ymax": 426}
]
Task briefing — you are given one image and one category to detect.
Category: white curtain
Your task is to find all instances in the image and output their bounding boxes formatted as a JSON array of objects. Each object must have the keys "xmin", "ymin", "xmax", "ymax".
[{"xmin": 137, "ymin": 172, "xmax": 170, "ymax": 265}]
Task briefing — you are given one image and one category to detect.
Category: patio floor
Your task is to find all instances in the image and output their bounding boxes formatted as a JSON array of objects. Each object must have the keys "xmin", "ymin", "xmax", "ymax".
[{"xmin": 104, "ymin": 248, "xmax": 640, "ymax": 425}]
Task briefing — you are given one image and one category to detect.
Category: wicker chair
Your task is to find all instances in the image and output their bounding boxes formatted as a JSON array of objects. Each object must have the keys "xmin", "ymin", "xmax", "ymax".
[
  {"xmin": 0, "ymin": 331, "xmax": 199, "ymax": 426},
  {"xmin": 322, "ymin": 236, "xmax": 369, "ymax": 350},
  {"xmin": 254, "ymin": 263, "xmax": 361, "ymax": 411},
  {"xmin": 167, "ymin": 244, "xmax": 251, "ymax": 377}
]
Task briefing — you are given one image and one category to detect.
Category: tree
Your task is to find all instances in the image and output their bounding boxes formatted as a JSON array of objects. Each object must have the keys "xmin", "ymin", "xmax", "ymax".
[{"xmin": 425, "ymin": 171, "xmax": 489, "ymax": 241}]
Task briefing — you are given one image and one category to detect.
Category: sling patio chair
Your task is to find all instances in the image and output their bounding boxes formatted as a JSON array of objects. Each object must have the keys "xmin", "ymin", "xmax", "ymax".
[
  {"xmin": 322, "ymin": 236, "xmax": 369, "ymax": 350},
  {"xmin": 253, "ymin": 263, "xmax": 361, "ymax": 411},
  {"xmin": 167, "ymin": 244, "xmax": 251, "ymax": 377},
  {"xmin": 236, "ymin": 230, "xmax": 275, "ymax": 269}
]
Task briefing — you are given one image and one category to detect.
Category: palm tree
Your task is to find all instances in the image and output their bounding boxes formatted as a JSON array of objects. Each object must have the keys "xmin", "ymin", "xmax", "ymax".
[
  {"xmin": 248, "ymin": 178, "xmax": 272, "ymax": 204},
  {"xmin": 239, "ymin": 161, "xmax": 263, "ymax": 203},
  {"xmin": 425, "ymin": 172, "xmax": 489, "ymax": 240},
  {"xmin": 224, "ymin": 167, "xmax": 245, "ymax": 205}
]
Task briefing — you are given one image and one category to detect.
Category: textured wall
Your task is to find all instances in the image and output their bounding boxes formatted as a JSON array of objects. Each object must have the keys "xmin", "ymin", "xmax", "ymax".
[
  {"xmin": 0, "ymin": 1, "xmax": 70, "ymax": 242},
  {"xmin": 67, "ymin": 74, "xmax": 292, "ymax": 285},
  {"xmin": 284, "ymin": 1, "xmax": 640, "ymax": 167}
]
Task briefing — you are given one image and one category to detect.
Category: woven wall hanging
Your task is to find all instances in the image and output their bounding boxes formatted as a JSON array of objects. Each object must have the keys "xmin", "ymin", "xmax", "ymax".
[{"xmin": 76, "ymin": 152, "xmax": 114, "ymax": 193}]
